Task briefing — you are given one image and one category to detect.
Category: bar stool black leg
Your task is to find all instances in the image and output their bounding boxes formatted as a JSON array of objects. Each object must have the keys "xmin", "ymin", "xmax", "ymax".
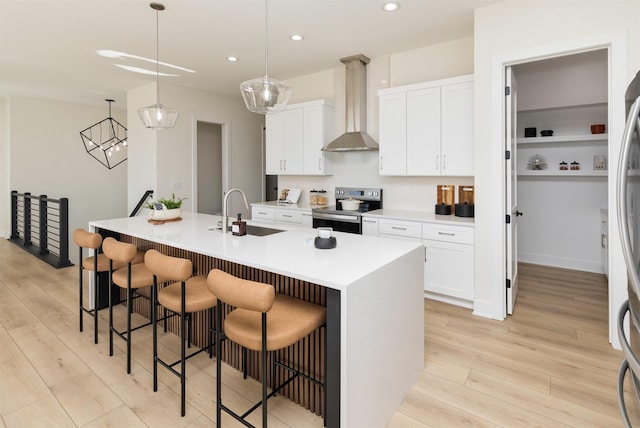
[
  {"xmin": 152, "ymin": 278, "xmax": 158, "ymax": 392},
  {"xmin": 78, "ymin": 247, "xmax": 83, "ymax": 332},
  {"xmin": 93, "ymin": 253, "xmax": 99, "ymax": 344},
  {"xmin": 262, "ymin": 312, "xmax": 267, "ymax": 428},
  {"xmin": 180, "ymin": 280, "xmax": 186, "ymax": 417}
]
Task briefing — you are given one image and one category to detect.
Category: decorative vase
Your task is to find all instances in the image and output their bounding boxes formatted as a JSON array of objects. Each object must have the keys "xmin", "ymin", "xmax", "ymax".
[{"xmin": 149, "ymin": 207, "xmax": 181, "ymax": 221}]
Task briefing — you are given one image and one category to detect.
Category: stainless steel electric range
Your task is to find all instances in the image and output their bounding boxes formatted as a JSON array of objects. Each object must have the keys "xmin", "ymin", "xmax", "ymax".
[{"xmin": 311, "ymin": 187, "xmax": 383, "ymax": 234}]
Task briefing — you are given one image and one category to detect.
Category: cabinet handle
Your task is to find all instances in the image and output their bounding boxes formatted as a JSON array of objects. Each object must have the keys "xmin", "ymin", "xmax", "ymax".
[
  {"xmin": 280, "ymin": 160, "xmax": 283, "ymax": 170},
  {"xmin": 601, "ymin": 234, "xmax": 607, "ymax": 248},
  {"xmin": 392, "ymin": 226, "xmax": 407, "ymax": 231},
  {"xmin": 443, "ymin": 154, "xmax": 447, "ymax": 170},
  {"xmin": 363, "ymin": 219, "xmax": 376, "ymax": 223},
  {"xmin": 282, "ymin": 214, "xmax": 293, "ymax": 218},
  {"xmin": 318, "ymin": 158, "xmax": 322, "ymax": 170},
  {"xmin": 438, "ymin": 231, "xmax": 455, "ymax": 236},
  {"xmin": 258, "ymin": 211, "xmax": 268, "ymax": 215},
  {"xmin": 435, "ymin": 155, "xmax": 439, "ymax": 170},
  {"xmin": 380, "ymin": 156, "xmax": 383, "ymax": 170},
  {"xmin": 283, "ymin": 159, "xmax": 287, "ymax": 170}
]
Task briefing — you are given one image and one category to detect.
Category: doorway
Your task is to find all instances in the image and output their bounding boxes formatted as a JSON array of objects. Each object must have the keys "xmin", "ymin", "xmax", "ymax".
[
  {"xmin": 196, "ymin": 121, "xmax": 223, "ymax": 215},
  {"xmin": 506, "ymin": 49, "xmax": 609, "ymax": 315}
]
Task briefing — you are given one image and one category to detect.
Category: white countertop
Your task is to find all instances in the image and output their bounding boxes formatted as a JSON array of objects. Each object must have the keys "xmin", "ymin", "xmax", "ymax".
[
  {"xmin": 362, "ymin": 209, "xmax": 475, "ymax": 226},
  {"xmin": 90, "ymin": 212, "xmax": 422, "ymax": 291}
]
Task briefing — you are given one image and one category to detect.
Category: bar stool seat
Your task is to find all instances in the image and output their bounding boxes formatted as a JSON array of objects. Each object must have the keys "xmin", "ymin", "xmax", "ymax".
[
  {"xmin": 207, "ymin": 269, "xmax": 326, "ymax": 428},
  {"xmin": 225, "ymin": 294, "xmax": 326, "ymax": 352},
  {"xmin": 145, "ymin": 250, "xmax": 217, "ymax": 417},
  {"xmin": 102, "ymin": 237, "xmax": 158, "ymax": 374}
]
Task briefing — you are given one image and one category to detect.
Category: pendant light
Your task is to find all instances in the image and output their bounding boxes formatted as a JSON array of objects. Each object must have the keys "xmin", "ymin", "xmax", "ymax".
[
  {"xmin": 80, "ymin": 99, "xmax": 128, "ymax": 169},
  {"xmin": 138, "ymin": 2, "xmax": 179, "ymax": 129},
  {"xmin": 240, "ymin": 0, "xmax": 292, "ymax": 114}
]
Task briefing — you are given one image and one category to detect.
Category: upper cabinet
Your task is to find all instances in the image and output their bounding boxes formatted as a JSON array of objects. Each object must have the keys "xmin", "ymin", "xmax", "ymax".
[
  {"xmin": 265, "ymin": 100, "xmax": 334, "ymax": 176},
  {"xmin": 378, "ymin": 75, "xmax": 474, "ymax": 177}
]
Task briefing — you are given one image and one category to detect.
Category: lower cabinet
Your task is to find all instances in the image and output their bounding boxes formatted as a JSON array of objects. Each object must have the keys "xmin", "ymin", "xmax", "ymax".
[
  {"xmin": 251, "ymin": 205, "xmax": 313, "ymax": 228},
  {"xmin": 362, "ymin": 217, "xmax": 379, "ymax": 236},
  {"xmin": 362, "ymin": 214, "xmax": 474, "ymax": 308},
  {"xmin": 423, "ymin": 223, "xmax": 474, "ymax": 307},
  {"xmin": 251, "ymin": 206, "xmax": 276, "ymax": 225}
]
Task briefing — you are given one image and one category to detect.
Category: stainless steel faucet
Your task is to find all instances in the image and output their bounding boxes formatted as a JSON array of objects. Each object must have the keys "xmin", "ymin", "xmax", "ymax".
[{"xmin": 221, "ymin": 188, "xmax": 249, "ymax": 233}]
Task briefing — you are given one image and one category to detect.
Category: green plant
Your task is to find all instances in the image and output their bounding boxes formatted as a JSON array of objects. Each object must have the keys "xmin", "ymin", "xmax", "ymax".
[{"xmin": 146, "ymin": 193, "xmax": 186, "ymax": 210}]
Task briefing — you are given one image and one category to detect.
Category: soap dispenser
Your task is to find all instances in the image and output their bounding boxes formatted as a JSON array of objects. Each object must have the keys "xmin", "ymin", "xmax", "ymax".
[{"xmin": 232, "ymin": 213, "xmax": 247, "ymax": 236}]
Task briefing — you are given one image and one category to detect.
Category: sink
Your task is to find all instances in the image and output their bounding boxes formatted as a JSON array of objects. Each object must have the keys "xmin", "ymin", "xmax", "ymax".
[
  {"xmin": 217, "ymin": 224, "xmax": 284, "ymax": 236},
  {"xmin": 244, "ymin": 225, "xmax": 284, "ymax": 236}
]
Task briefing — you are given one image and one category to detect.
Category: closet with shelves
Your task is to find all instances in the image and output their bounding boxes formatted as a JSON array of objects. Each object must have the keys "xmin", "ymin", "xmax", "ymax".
[{"xmin": 514, "ymin": 49, "xmax": 609, "ymax": 274}]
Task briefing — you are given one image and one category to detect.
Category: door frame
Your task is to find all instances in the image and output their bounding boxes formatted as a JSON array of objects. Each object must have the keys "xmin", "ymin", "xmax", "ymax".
[
  {"xmin": 491, "ymin": 31, "xmax": 627, "ymax": 348},
  {"xmin": 191, "ymin": 116, "xmax": 230, "ymax": 213}
]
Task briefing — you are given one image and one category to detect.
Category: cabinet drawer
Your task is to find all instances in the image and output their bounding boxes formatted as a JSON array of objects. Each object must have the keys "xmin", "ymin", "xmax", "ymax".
[
  {"xmin": 422, "ymin": 223, "xmax": 473, "ymax": 244},
  {"xmin": 276, "ymin": 210, "xmax": 302, "ymax": 224},
  {"xmin": 378, "ymin": 219, "xmax": 422, "ymax": 239},
  {"xmin": 251, "ymin": 207, "xmax": 276, "ymax": 222}
]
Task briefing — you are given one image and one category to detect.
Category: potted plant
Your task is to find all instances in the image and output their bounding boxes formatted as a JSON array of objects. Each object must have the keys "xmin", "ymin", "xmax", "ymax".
[{"xmin": 146, "ymin": 193, "xmax": 186, "ymax": 221}]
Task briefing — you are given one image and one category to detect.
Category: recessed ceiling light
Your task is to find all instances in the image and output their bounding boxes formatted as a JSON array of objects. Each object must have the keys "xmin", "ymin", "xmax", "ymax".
[
  {"xmin": 226, "ymin": 56, "xmax": 239, "ymax": 62},
  {"xmin": 115, "ymin": 64, "xmax": 179, "ymax": 77},
  {"xmin": 290, "ymin": 34, "xmax": 304, "ymax": 41},
  {"xmin": 97, "ymin": 49, "xmax": 195, "ymax": 73},
  {"xmin": 382, "ymin": 2, "xmax": 400, "ymax": 12}
]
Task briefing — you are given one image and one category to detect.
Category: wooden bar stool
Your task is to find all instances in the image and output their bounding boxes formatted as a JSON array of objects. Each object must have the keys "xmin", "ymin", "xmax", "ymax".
[
  {"xmin": 144, "ymin": 249, "xmax": 217, "ymax": 417},
  {"xmin": 207, "ymin": 269, "xmax": 326, "ymax": 428},
  {"xmin": 102, "ymin": 237, "xmax": 157, "ymax": 374},
  {"xmin": 72, "ymin": 228, "xmax": 108, "ymax": 344}
]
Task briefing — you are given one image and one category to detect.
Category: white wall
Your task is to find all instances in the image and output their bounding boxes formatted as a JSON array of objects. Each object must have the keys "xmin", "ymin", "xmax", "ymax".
[
  {"xmin": 2, "ymin": 97, "xmax": 128, "ymax": 263},
  {"xmin": 474, "ymin": 0, "xmax": 640, "ymax": 343},
  {"xmin": 0, "ymin": 97, "xmax": 9, "ymax": 237},
  {"xmin": 278, "ymin": 37, "xmax": 475, "ymax": 210},
  {"xmin": 127, "ymin": 82, "xmax": 265, "ymax": 219}
]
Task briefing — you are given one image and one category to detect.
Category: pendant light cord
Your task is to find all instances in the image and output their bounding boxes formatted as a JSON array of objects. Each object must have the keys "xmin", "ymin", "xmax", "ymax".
[
  {"xmin": 264, "ymin": 0, "xmax": 269, "ymax": 78},
  {"xmin": 155, "ymin": 6, "xmax": 160, "ymax": 104}
]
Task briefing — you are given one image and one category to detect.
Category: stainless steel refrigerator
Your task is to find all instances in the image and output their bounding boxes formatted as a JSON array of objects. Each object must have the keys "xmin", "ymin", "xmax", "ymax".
[{"xmin": 617, "ymin": 70, "xmax": 640, "ymax": 426}]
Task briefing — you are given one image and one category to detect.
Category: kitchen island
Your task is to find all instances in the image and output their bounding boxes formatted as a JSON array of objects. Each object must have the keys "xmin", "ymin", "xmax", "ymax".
[{"xmin": 89, "ymin": 212, "xmax": 424, "ymax": 428}]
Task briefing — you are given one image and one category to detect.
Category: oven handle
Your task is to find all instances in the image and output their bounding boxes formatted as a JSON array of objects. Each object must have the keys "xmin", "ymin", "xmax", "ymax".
[{"xmin": 312, "ymin": 212, "xmax": 361, "ymax": 223}]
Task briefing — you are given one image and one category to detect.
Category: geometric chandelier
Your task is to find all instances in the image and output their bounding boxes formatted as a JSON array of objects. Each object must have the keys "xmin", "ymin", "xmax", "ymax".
[{"xmin": 79, "ymin": 99, "xmax": 128, "ymax": 169}]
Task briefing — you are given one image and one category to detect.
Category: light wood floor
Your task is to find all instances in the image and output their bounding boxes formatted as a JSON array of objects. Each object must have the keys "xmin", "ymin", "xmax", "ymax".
[{"xmin": 0, "ymin": 238, "xmax": 637, "ymax": 427}]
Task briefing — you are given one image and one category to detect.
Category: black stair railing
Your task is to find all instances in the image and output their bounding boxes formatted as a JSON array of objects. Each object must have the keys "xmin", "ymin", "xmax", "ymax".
[
  {"xmin": 130, "ymin": 190, "xmax": 154, "ymax": 217},
  {"xmin": 9, "ymin": 190, "xmax": 72, "ymax": 268}
]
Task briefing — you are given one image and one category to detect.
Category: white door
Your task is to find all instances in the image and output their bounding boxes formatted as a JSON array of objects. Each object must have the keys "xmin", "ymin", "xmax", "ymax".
[{"xmin": 505, "ymin": 66, "xmax": 520, "ymax": 315}]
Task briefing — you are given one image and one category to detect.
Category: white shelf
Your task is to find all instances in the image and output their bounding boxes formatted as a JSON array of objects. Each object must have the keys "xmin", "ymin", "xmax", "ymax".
[
  {"xmin": 518, "ymin": 169, "xmax": 608, "ymax": 177},
  {"xmin": 517, "ymin": 133, "xmax": 608, "ymax": 144},
  {"xmin": 517, "ymin": 100, "xmax": 607, "ymax": 114}
]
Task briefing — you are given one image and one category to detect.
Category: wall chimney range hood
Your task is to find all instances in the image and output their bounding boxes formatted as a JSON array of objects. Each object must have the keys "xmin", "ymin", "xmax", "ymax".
[{"xmin": 322, "ymin": 54, "xmax": 379, "ymax": 152}]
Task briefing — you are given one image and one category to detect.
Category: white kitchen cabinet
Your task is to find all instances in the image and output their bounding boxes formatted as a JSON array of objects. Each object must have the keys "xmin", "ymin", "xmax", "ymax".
[
  {"xmin": 378, "ymin": 92, "xmax": 407, "ymax": 175},
  {"xmin": 423, "ymin": 223, "xmax": 474, "ymax": 305},
  {"xmin": 251, "ymin": 204, "xmax": 314, "ymax": 228},
  {"xmin": 265, "ymin": 100, "xmax": 334, "ymax": 176},
  {"xmin": 378, "ymin": 218, "xmax": 422, "ymax": 242},
  {"xmin": 378, "ymin": 75, "xmax": 474, "ymax": 177},
  {"xmin": 301, "ymin": 212, "xmax": 313, "ymax": 228},
  {"xmin": 276, "ymin": 209, "xmax": 302, "ymax": 224},
  {"xmin": 440, "ymin": 81, "xmax": 474, "ymax": 175},
  {"xmin": 251, "ymin": 206, "xmax": 276, "ymax": 224},
  {"xmin": 362, "ymin": 217, "xmax": 379, "ymax": 236}
]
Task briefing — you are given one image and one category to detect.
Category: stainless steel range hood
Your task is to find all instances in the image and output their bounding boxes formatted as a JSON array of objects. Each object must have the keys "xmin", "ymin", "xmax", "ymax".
[{"xmin": 322, "ymin": 54, "xmax": 379, "ymax": 152}]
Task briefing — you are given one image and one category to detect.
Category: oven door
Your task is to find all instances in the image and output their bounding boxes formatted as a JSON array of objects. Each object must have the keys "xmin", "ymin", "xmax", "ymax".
[{"xmin": 312, "ymin": 212, "xmax": 362, "ymax": 234}]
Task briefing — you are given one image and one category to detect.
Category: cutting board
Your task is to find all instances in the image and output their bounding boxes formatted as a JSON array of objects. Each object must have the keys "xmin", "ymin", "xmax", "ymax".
[{"xmin": 437, "ymin": 185, "xmax": 455, "ymax": 207}]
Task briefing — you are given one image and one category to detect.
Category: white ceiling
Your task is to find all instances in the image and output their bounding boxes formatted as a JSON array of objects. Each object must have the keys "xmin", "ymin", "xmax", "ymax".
[{"xmin": 0, "ymin": 0, "xmax": 500, "ymax": 108}]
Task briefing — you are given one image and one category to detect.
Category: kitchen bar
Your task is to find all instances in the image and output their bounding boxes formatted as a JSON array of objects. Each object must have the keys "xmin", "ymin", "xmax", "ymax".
[{"xmin": 89, "ymin": 212, "xmax": 424, "ymax": 427}]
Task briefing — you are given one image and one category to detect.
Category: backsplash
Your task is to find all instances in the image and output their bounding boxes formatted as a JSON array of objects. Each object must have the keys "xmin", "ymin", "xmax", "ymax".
[{"xmin": 275, "ymin": 152, "xmax": 474, "ymax": 211}]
